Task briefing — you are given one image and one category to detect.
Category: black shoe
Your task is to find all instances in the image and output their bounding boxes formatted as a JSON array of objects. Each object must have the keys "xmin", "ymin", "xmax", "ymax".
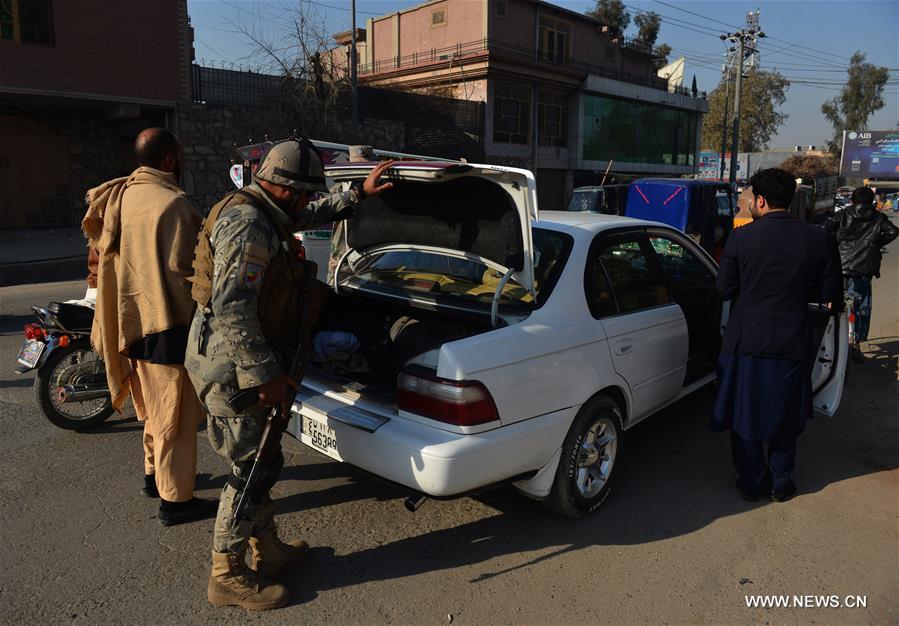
[
  {"xmin": 158, "ymin": 497, "xmax": 218, "ymax": 527},
  {"xmin": 736, "ymin": 480, "xmax": 761, "ymax": 502},
  {"xmin": 770, "ymin": 480, "xmax": 797, "ymax": 502},
  {"xmin": 850, "ymin": 346, "xmax": 865, "ymax": 363},
  {"xmin": 141, "ymin": 475, "xmax": 159, "ymax": 498}
]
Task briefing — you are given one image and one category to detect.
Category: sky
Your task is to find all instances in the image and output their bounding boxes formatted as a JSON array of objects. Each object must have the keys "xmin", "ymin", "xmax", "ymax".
[{"xmin": 187, "ymin": 0, "xmax": 899, "ymax": 149}]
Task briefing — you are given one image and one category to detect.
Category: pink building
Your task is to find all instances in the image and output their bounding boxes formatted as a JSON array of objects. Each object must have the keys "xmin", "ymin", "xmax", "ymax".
[{"xmin": 334, "ymin": 0, "xmax": 708, "ymax": 207}]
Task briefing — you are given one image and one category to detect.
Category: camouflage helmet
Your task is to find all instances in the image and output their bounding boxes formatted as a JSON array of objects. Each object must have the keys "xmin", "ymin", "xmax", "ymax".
[{"xmin": 254, "ymin": 138, "xmax": 328, "ymax": 193}]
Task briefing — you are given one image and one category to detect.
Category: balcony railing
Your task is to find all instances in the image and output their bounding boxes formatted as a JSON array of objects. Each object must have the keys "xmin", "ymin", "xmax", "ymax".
[{"xmin": 357, "ymin": 38, "xmax": 705, "ymax": 99}]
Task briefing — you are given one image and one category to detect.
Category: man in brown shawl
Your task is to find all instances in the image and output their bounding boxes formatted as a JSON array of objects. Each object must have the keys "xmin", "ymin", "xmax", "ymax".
[{"xmin": 90, "ymin": 128, "xmax": 215, "ymax": 525}]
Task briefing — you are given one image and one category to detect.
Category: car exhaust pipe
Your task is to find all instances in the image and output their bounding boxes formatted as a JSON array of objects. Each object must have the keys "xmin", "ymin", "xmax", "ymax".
[
  {"xmin": 404, "ymin": 495, "xmax": 427, "ymax": 512},
  {"xmin": 57, "ymin": 385, "xmax": 109, "ymax": 403}
]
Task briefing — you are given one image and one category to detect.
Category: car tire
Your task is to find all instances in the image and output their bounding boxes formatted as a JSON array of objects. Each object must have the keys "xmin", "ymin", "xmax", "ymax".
[{"xmin": 546, "ymin": 395, "xmax": 623, "ymax": 518}]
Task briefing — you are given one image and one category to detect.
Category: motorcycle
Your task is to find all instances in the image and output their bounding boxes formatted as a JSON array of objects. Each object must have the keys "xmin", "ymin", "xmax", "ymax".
[{"xmin": 15, "ymin": 301, "xmax": 113, "ymax": 430}]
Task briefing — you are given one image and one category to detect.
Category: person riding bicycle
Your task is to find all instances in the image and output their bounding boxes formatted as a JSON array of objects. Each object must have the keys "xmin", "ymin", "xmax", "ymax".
[{"xmin": 826, "ymin": 186, "xmax": 899, "ymax": 361}]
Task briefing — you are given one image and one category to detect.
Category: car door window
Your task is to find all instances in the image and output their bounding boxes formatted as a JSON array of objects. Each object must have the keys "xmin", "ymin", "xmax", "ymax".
[
  {"xmin": 649, "ymin": 235, "xmax": 714, "ymax": 289},
  {"xmin": 648, "ymin": 233, "xmax": 719, "ymax": 383},
  {"xmin": 585, "ymin": 233, "xmax": 671, "ymax": 318}
]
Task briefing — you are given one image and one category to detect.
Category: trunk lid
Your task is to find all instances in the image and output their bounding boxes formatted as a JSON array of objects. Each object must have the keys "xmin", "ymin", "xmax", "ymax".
[{"xmin": 326, "ymin": 162, "xmax": 538, "ymax": 296}]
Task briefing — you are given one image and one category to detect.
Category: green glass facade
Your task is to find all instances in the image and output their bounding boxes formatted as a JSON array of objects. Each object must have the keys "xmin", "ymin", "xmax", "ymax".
[{"xmin": 582, "ymin": 94, "xmax": 699, "ymax": 167}]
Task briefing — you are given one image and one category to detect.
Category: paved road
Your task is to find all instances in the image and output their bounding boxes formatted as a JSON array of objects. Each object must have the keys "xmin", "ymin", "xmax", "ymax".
[{"xmin": 0, "ymin": 234, "xmax": 896, "ymax": 624}]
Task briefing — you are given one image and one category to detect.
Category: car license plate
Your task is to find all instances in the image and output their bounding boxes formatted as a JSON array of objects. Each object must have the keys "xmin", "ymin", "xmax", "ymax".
[
  {"xmin": 16, "ymin": 340, "xmax": 45, "ymax": 369},
  {"xmin": 300, "ymin": 415, "xmax": 341, "ymax": 460}
]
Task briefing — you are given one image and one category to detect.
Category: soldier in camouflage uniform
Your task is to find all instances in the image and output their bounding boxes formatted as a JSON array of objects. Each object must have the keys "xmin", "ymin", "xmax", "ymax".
[{"xmin": 185, "ymin": 138, "xmax": 394, "ymax": 610}]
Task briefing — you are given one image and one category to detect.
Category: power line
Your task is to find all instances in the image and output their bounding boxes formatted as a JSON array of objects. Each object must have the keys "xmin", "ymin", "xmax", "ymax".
[
  {"xmin": 620, "ymin": 2, "xmax": 723, "ymax": 39},
  {"xmin": 651, "ymin": 0, "xmax": 740, "ymax": 30},
  {"xmin": 305, "ymin": 0, "xmax": 381, "ymax": 16},
  {"xmin": 649, "ymin": 0, "xmax": 856, "ymax": 64}
]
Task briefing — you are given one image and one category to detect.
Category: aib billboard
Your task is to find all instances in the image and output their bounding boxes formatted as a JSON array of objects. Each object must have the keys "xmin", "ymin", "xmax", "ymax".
[{"xmin": 840, "ymin": 131, "xmax": 899, "ymax": 179}]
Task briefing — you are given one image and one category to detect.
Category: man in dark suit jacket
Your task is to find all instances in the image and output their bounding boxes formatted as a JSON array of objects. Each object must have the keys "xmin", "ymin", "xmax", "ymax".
[{"xmin": 712, "ymin": 168, "xmax": 842, "ymax": 502}]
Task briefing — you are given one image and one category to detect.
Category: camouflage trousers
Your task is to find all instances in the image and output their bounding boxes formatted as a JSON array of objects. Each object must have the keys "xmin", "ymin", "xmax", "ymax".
[{"xmin": 207, "ymin": 409, "xmax": 284, "ymax": 555}]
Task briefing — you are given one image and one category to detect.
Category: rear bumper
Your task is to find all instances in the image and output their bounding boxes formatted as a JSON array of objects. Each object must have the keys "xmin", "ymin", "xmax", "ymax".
[{"xmin": 287, "ymin": 379, "xmax": 576, "ymax": 497}]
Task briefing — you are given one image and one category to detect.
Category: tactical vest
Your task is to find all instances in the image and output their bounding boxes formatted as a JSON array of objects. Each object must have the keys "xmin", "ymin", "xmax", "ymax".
[{"xmin": 191, "ymin": 188, "xmax": 316, "ymax": 356}]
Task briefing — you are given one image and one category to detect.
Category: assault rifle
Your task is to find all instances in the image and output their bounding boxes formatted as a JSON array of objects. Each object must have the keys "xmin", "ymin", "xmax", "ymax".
[{"xmin": 226, "ymin": 274, "xmax": 328, "ymax": 531}]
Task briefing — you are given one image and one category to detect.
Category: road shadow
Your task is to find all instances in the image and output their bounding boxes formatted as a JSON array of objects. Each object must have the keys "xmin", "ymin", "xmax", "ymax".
[
  {"xmin": 0, "ymin": 378, "xmax": 33, "ymax": 389},
  {"xmin": 0, "ymin": 314, "xmax": 35, "ymax": 335},
  {"xmin": 82, "ymin": 414, "xmax": 144, "ymax": 434},
  {"xmin": 277, "ymin": 370, "xmax": 897, "ymax": 602}
]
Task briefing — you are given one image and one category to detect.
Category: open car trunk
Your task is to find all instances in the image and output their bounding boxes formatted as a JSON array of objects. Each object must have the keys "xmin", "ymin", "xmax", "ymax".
[{"xmin": 307, "ymin": 290, "xmax": 494, "ymax": 404}]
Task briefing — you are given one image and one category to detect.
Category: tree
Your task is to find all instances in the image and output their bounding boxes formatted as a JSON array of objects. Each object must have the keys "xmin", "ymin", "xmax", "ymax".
[
  {"xmin": 634, "ymin": 11, "xmax": 661, "ymax": 46},
  {"xmin": 821, "ymin": 51, "xmax": 891, "ymax": 156},
  {"xmin": 653, "ymin": 43, "xmax": 672, "ymax": 70},
  {"xmin": 778, "ymin": 154, "xmax": 838, "ymax": 180},
  {"xmin": 701, "ymin": 69, "xmax": 790, "ymax": 152},
  {"xmin": 226, "ymin": 0, "xmax": 350, "ymax": 139},
  {"xmin": 587, "ymin": 0, "xmax": 630, "ymax": 32}
]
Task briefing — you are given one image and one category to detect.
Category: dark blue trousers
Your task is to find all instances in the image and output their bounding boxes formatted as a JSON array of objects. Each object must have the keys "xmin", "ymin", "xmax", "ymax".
[{"xmin": 730, "ymin": 428, "xmax": 798, "ymax": 496}]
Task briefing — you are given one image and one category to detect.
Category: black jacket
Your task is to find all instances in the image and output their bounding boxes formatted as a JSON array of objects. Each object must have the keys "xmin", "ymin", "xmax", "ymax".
[
  {"xmin": 717, "ymin": 211, "xmax": 843, "ymax": 361},
  {"xmin": 827, "ymin": 204, "xmax": 899, "ymax": 278}
]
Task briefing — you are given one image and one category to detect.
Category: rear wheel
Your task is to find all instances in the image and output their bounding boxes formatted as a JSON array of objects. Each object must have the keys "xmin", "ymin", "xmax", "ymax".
[
  {"xmin": 546, "ymin": 396, "xmax": 622, "ymax": 518},
  {"xmin": 34, "ymin": 339, "xmax": 113, "ymax": 430}
]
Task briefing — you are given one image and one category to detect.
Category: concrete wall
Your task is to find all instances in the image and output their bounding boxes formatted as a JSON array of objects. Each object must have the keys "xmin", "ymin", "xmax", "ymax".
[
  {"xmin": 0, "ymin": 0, "xmax": 185, "ymax": 104},
  {"xmin": 0, "ymin": 106, "xmax": 153, "ymax": 227},
  {"xmin": 491, "ymin": 0, "xmax": 536, "ymax": 48},
  {"xmin": 371, "ymin": 15, "xmax": 396, "ymax": 66},
  {"xmin": 398, "ymin": 0, "xmax": 483, "ymax": 51},
  {"xmin": 369, "ymin": 0, "xmax": 485, "ymax": 67},
  {"xmin": 176, "ymin": 103, "xmax": 408, "ymax": 212}
]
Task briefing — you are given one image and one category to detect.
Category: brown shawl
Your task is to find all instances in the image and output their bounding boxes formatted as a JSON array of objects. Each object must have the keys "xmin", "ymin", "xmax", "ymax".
[{"xmin": 82, "ymin": 177, "xmax": 131, "ymax": 411}]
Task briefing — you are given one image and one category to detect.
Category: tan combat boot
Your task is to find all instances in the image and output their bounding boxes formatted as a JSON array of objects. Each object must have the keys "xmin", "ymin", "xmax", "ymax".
[
  {"xmin": 207, "ymin": 550, "xmax": 290, "ymax": 610},
  {"xmin": 249, "ymin": 523, "xmax": 310, "ymax": 580}
]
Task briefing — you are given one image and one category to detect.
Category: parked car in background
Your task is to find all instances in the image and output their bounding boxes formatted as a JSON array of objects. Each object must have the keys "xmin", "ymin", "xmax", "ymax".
[
  {"xmin": 567, "ymin": 184, "xmax": 631, "ymax": 216},
  {"xmin": 285, "ymin": 160, "xmax": 848, "ymax": 517}
]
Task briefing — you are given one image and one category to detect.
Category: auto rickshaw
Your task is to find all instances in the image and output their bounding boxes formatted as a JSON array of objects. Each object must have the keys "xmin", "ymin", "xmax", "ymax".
[
  {"xmin": 733, "ymin": 184, "xmax": 816, "ymax": 228},
  {"xmin": 624, "ymin": 178, "xmax": 734, "ymax": 259}
]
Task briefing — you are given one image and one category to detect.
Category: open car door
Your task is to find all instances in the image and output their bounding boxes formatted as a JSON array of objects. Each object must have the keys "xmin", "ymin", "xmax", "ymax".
[
  {"xmin": 718, "ymin": 303, "xmax": 847, "ymax": 418},
  {"xmin": 809, "ymin": 304, "xmax": 848, "ymax": 417}
]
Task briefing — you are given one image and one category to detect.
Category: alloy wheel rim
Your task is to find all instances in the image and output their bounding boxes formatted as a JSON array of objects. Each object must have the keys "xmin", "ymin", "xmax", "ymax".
[{"xmin": 574, "ymin": 417, "xmax": 618, "ymax": 499}]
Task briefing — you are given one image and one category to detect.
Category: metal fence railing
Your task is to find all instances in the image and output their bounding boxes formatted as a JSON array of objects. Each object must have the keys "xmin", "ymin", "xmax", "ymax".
[
  {"xmin": 189, "ymin": 64, "xmax": 485, "ymax": 161},
  {"xmin": 191, "ymin": 64, "xmax": 283, "ymax": 106}
]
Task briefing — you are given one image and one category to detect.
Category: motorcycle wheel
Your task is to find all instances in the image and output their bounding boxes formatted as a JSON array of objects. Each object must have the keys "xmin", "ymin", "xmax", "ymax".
[{"xmin": 34, "ymin": 338, "xmax": 114, "ymax": 431}]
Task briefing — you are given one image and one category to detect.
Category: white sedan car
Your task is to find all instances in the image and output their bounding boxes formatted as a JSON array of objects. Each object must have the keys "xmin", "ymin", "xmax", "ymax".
[{"xmin": 289, "ymin": 162, "xmax": 847, "ymax": 517}]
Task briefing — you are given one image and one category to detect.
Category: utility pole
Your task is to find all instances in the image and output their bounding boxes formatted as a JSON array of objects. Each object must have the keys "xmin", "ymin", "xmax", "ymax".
[
  {"xmin": 718, "ymin": 48, "xmax": 735, "ymax": 180},
  {"xmin": 721, "ymin": 10, "xmax": 764, "ymax": 186},
  {"xmin": 351, "ymin": 0, "xmax": 359, "ymax": 142}
]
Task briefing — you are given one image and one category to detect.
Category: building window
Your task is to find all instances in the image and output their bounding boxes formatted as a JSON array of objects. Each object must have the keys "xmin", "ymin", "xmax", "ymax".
[
  {"xmin": 538, "ymin": 91, "xmax": 568, "ymax": 147},
  {"xmin": 1, "ymin": 0, "xmax": 54, "ymax": 45},
  {"xmin": 538, "ymin": 15, "xmax": 571, "ymax": 64},
  {"xmin": 431, "ymin": 8, "xmax": 446, "ymax": 27},
  {"xmin": 582, "ymin": 93, "xmax": 698, "ymax": 167},
  {"xmin": 493, "ymin": 83, "xmax": 531, "ymax": 145},
  {"xmin": 495, "ymin": 0, "xmax": 506, "ymax": 17}
]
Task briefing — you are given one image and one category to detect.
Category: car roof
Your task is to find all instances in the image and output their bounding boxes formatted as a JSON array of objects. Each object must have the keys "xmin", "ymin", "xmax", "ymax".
[
  {"xmin": 633, "ymin": 178, "xmax": 731, "ymax": 188},
  {"xmin": 535, "ymin": 211, "xmax": 666, "ymax": 233}
]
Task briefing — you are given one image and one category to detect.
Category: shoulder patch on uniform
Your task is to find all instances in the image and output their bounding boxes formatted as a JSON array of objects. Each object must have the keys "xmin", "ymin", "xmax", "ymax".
[{"xmin": 242, "ymin": 261, "xmax": 265, "ymax": 290}]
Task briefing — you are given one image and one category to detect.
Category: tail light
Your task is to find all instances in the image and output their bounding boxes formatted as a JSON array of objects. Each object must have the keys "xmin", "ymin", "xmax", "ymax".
[
  {"xmin": 397, "ymin": 369, "xmax": 499, "ymax": 427},
  {"xmin": 24, "ymin": 324, "xmax": 44, "ymax": 340},
  {"xmin": 293, "ymin": 233, "xmax": 307, "ymax": 260}
]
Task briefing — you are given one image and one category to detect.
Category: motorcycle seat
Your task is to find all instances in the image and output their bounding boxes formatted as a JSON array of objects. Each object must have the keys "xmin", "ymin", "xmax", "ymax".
[{"xmin": 48, "ymin": 302, "xmax": 94, "ymax": 332}]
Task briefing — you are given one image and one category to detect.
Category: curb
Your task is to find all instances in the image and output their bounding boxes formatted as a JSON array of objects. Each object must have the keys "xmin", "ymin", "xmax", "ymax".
[{"xmin": 0, "ymin": 255, "xmax": 88, "ymax": 287}]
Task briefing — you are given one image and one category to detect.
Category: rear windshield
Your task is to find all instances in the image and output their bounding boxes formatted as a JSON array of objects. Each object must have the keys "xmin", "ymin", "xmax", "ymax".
[
  {"xmin": 568, "ymin": 189, "xmax": 599, "ymax": 212},
  {"xmin": 346, "ymin": 228, "xmax": 572, "ymax": 308}
]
